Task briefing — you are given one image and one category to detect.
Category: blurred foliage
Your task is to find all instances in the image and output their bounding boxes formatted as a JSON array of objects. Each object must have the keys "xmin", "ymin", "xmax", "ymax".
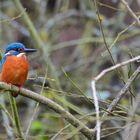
[{"xmin": 0, "ymin": 0, "xmax": 140, "ymax": 140}]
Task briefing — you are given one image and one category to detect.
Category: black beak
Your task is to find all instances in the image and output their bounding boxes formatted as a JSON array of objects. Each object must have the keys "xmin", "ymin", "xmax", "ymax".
[{"xmin": 24, "ymin": 48, "xmax": 37, "ymax": 53}]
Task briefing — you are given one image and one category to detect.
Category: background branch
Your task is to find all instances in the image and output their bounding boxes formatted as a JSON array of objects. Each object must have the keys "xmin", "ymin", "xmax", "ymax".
[
  {"xmin": 8, "ymin": 94, "xmax": 24, "ymax": 140},
  {"xmin": 103, "ymin": 66, "xmax": 140, "ymax": 116},
  {"xmin": 94, "ymin": 55, "xmax": 140, "ymax": 81},
  {"xmin": 121, "ymin": 0, "xmax": 140, "ymax": 25}
]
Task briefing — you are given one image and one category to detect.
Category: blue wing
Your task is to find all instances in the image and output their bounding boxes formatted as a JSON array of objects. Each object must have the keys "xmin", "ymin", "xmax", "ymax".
[
  {"xmin": 0, "ymin": 55, "xmax": 7, "ymax": 72},
  {"xmin": 0, "ymin": 51, "xmax": 19, "ymax": 72}
]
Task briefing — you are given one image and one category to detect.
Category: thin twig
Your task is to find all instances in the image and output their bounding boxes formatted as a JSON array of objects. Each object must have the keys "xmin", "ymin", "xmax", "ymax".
[
  {"xmin": 62, "ymin": 68, "xmax": 93, "ymax": 104},
  {"xmin": 25, "ymin": 70, "xmax": 48, "ymax": 137},
  {"xmin": 102, "ymin": 22, "xmax": 135, "ymax": 56},
  {"xmin": 9, "ymin": 94, "xmax": 24, "ymax": 140},
  {"xmin": 92, "ymin": 0, "xmax": 116, "ymax": 66},
  {"xmin": 51, "ymin": 125, "xmax": 70, "ymax": 140},
  {"xmin": 121, "ymin": 0, "xmax": 140, "ymax": 26},
  {"xmin": 91, "ymin": 81, "xmax": 100, "ymax": 140},
  {"xmin": 94, "ymin": 55, "xmax": 140, "ymax": 81},
  {"xmin": 103, "ymin": 66, "xmax": 140, "ymax": 117}
]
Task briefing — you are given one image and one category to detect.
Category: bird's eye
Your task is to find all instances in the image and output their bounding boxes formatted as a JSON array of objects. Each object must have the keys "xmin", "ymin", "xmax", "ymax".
[
  {"xmin": 18, "ymin": 48, "xmax": 24, "ymax": 51},
  {"xmin": 14, "ymin": 48, "xmax": 24, "ymax": 52}
]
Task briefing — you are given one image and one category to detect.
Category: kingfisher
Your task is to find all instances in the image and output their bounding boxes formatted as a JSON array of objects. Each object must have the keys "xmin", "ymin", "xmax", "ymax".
[{"xmin": 0, "ymin": 42, "xmax": 37, "ymax": 97}]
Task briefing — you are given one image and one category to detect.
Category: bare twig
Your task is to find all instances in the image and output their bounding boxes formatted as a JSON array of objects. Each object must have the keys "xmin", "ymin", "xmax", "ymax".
[
  {"xmin": 91, "ymin": 81, "xmax": 101, "ymax": 140},
  {"xmin": 102, "ymin": 22, "xmax": 135, "ymax": 56},
  {"xmin": 51, "ymin": 124, "xmax": 70, "ymax": 140},
  {"xmin": 9, "ymin": 94, "xmax": 24, "ymax": 140},
  {"xmin": 94, "ymin": 55, "xmax": 140, "ymax": 81},
  {"xmin": 92, "ymin": 0, "xmax": 116, "ymax": 66},
  {"xmin": 103, "ymin": 66, "xmax": 140, "ymax": 116},
  {"xmin": 0, "ymin": 82, "xmax": 94, "ymax": 139},
  {"xmin": 25, "ymin": 70, "xmax": 48, "ymax": 137},
  {"xmin": 121, "ymin": 0, "xmax": 140, "ymax": 26}
]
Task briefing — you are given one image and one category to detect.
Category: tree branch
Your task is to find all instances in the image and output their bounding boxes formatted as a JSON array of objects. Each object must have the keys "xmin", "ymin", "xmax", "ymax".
[
  {"xmin": 94, "ymin": 55, "xmax": 140, "ymax": 81},
  {"xmin": 103, "ymin": 66, "xmax": 140, "ymax": 116},
  {"xmin": 91, "ymin": 66, "xmax": 140, "ymax": 137},
  {"xmin": 121, "ymin": 0, "xmax": 140, "ymax": 26},
  {"xmin": 9, "ymin": 94, "xmax": 24, "ymax": 139},
  {"xmin": 91, "ymin": 81, "xmax": 101, "ymax": 140},
  {"xmin": 0, "ymin": 82, "xmax": 94, "ymax": 139}
]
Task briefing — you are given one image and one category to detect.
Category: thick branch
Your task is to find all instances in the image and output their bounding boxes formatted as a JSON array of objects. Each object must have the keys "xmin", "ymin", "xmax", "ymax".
[{"xmin": 0, "ymin": 82, "xmax": 94, "ymax": 139}]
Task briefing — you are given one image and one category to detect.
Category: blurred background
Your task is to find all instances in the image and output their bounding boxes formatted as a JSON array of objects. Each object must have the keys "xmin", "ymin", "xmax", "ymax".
[{"xmin": 0, "ymin": 0, "xmax": 140, "ymax": 140}]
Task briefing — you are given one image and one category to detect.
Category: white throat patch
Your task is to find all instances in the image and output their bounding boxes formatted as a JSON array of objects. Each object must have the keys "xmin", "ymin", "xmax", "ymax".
[
  {"xmin": 16, "ymin": 53, "xmax": 25, "ymax": 57},
  {"xmin": 5, "ymin": 52, "xmax": 10, "ymax": 56}
]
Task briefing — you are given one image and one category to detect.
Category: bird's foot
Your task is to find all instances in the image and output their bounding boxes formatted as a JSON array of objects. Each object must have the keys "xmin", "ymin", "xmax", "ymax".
[{"xmin": 10, "ymin": 84, "xmax": 20, "ymax": 97}]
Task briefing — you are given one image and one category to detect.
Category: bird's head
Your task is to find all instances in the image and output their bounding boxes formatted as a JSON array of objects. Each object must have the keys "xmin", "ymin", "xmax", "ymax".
[
  {"xmin": 0, "ymin": 42, "xmax": 37, "ymax": 71},
  {"xmin": 5, "ymin": 42, "xmax": 37, "ymax": 56}
]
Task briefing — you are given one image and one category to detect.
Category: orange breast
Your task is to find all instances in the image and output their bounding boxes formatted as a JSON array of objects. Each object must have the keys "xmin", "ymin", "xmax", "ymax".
[{"xmin": 1, "ymin": 55, "xmax": 29, "ymax": 86}]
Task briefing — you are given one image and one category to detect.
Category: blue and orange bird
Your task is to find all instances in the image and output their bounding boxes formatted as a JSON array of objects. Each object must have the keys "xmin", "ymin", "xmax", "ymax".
[{"xmin": 0, "ymin": 42, "xmax": 37, "ymax": 97}]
